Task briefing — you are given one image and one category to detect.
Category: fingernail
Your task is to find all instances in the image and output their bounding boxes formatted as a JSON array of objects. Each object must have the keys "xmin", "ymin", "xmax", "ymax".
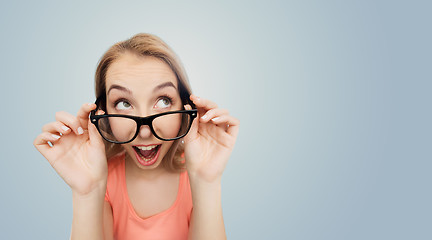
[
  {"xmin": 52, "ymin": 134, "xmax": 61, "ymax": 139},
  {"xmin": 212, "ymin": 117, "xmax": 220, "ymax": 122},
  {"xmin": 87, "ymin": 103, "xmax": 93, "ymax": 106},
  {"xmin": 201, "ymin": 115, "xmax": 207, "ymax": 120},
  {"xmin": 61, "ymin": 126, "xmax": 70, "ymax": 132},
  {"xmin": 77, "ymin": 127, "xmax": 84, "ymax": 135}
]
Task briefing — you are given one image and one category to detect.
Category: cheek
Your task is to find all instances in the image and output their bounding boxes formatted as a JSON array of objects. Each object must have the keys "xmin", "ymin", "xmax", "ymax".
[
  {"xmin": 159, "ymin": 141, "xmax": 176, "ymax": 162},
  {"xmin": 161, "ymin": 141, "xmax": 174, "ymax": 153},
  {"xmin": 152, "ymin": 114, "xmax": 182, "ymax": 139},
  {"xmin": 108, "ymin": 117, "xmax": 137, "ymax": 142}
]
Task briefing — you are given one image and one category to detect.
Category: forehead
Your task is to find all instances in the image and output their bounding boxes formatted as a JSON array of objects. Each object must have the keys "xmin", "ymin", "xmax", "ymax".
[{"xmin": 105, "ymin": 53, "xmax": 178, "ymax": 93}]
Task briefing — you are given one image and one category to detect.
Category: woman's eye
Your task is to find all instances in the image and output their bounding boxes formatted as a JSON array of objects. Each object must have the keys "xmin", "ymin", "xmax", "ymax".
[
  {"xmin": 155, "ymin": 97, "xmax": 172, "ymax": 109},
  {"xmin": 115, "ymin": 100, "xmax": 131, "ymax": 110}
]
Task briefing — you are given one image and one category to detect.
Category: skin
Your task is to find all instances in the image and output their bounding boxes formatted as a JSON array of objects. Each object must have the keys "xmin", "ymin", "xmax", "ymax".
[
  {"xmin": 104, "ymin": 54, "xmax": 179, "ymax": 173},
  {"xmin": 105, "ymin": 54, "xmax": 183, "ymax": 219},
  {"xmin": 34, "ymin": 52, "xmax": 240, "ymax": 240}
]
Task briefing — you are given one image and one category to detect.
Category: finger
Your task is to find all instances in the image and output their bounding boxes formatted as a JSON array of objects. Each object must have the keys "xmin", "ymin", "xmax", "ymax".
[
  {"xmin": 33, "ymin": 132, "xmax": 62, "ymax": 151},
  {"xmin": 34, "ymin": 133, "xmax": 52, "ymax": 162},
  {"xmin": 200, "ymin": 108, "xmax": 230, "ymax": 123},
  {"xmin": 87, "ymin": 117, "xmax": 105, "ymax": 148},
  {"xmin": 55, "ymin": 111, "xmax": 85, "ymax": 136},
  {"xmin": 96, "ymin": 109, "xmax": 105, "ymax": 115},
  {"xmin": 202, "ymin": 119, "xmax": 237, "ymax": 149},
  {"xmin": 77, "ymin": 103, "xmax": 97, "ymax": 130},
  {"xmin": 190, "ymin": 95, "xmax": 218, "ymax": 111},
  {"xmin": 184, "ymin": 112, "xmax": 199, "ymax": 143},
  {"xmin": 33, "ymin": 132, "xmax": 64, "ymax": 167},
  {"xmin": 35, "ymin": 132, "xmax": 62, "ymax": 144},
  {"xmin": 184, "ymin": 104, "xmax": 192, "ymax": 110},
  {"xmin": 42, "ymin": 121, "xmax": 72, "ymax": 135},
  {"xmin": 210, "ymin": 115, "xmax": 240, "ymax": 136},
  {"xmin": 210, "ymin": 115, "xmax": 240, "ymax": 126},
  {"xmin": 183, "ymin": 104, "xmax": 197, "ymax": 142}
]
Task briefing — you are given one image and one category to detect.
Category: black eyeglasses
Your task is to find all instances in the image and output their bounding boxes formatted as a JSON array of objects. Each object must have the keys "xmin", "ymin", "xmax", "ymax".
[{"xmin": 90, "ymin": 104, "xmax": 197, "ymax": 144}]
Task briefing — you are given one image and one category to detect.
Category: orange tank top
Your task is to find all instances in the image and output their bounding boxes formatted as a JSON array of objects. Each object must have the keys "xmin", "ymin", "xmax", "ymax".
[{"xmin": 105, "ymin": 153, "xmax": 193, "ymax": 240}]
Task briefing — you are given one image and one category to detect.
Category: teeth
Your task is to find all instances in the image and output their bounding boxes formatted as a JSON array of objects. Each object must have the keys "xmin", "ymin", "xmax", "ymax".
[
  {"xmin": 136, "ymin": 145, "xmax": 158, "ymax": 151},
  {"xmin": 135, "ymin": 145, "xmax": 159, "ymax": 162}
]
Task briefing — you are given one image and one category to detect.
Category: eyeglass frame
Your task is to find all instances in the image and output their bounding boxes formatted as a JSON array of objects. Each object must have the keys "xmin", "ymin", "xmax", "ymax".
[{"xmin": 89, "ymin": 98, "xmax": 198, "ymax": 144}]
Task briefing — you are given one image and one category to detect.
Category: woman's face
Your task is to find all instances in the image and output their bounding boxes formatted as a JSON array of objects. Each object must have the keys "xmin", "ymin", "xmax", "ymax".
[{"xmin": 105, "ymin": 52, "xmax": 183, "ymax": 170}]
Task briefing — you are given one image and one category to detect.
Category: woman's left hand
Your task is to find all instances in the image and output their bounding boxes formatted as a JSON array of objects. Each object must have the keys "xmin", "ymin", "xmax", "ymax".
[{"xmin": 184, "ymin": 95, "xmax": 240, "ymax": 183}]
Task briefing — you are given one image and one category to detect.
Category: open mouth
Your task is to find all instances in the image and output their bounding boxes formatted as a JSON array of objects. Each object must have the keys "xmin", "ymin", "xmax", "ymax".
[{"xmin": 133, "ymin": 144, "xmax": 162, "ymax": 166}]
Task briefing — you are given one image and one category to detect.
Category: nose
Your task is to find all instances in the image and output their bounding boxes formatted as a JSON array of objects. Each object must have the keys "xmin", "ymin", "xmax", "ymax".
[{"xmin": 138, "ymin": 124, "xmax": 153, "ymax": 139}]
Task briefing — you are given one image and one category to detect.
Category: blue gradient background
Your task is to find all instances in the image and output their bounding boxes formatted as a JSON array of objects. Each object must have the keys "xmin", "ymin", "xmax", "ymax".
[{"xmin": 1, "ymin": 0, "xmax": 431, "ymax": 239}]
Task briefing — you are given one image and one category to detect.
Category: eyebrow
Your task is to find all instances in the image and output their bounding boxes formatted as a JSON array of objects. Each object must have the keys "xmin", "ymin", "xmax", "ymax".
[
  {"xmin": 107, "ymin": 84, "xmax": 132, "ymax": 95},
  {"xmin": 154, "ymin": 82, "xmax": 177, "ymax": 92},
  {"xmin": 107, "ymin": 81, "xmax": 177, "ymax": 95}
]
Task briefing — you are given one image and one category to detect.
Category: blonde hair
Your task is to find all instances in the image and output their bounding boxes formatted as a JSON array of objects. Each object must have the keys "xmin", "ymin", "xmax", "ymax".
[{"xmin": 94, "ymin": 33, "xmax": 192, "ymax": 172}]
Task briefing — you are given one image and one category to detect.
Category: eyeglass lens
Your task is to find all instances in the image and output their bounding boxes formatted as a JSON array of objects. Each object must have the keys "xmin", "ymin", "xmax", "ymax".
[{"xmin": 97, "ymin": 112, "xmax": 191, "ymax": 142}]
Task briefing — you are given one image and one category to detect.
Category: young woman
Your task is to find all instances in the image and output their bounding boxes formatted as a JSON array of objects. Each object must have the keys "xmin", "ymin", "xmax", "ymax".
[{"xmin": 33, "ymin": 33, "xmax": 239, "ymax": 240}]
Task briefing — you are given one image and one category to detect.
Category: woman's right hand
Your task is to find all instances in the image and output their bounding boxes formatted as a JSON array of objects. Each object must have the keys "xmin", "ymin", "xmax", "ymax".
[{"xmin": 34, "ymin": 103, "xmax": 108, "ymax": 197}]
